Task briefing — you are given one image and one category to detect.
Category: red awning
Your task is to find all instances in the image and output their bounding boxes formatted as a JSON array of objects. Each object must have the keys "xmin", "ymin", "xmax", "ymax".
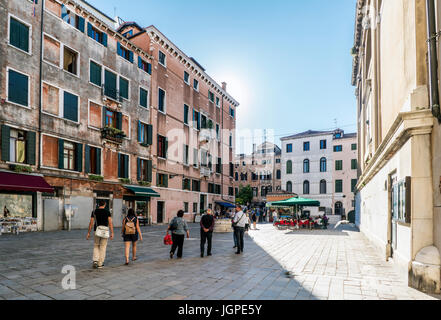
[{"xmin": 0, "ymin": 172, "xmax": 54, "ymax": 193}]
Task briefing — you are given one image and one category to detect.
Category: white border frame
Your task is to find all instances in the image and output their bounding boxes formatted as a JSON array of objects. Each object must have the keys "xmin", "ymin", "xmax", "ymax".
[
  {"xmin": 85, "ymin": 144, "xmax": 104, "ymax": 177},
  {"xmin": 158, "ymin": 49, "xmax": 167, "ymax": 68},
  {"xmin": 117, "ymin": 151, "xmax": 131, "ymax": 180},
  {"xmin": 158, "ymin": 87, "xmax": 167, "ymax": 114},
  {"xmin": 139, "ymin": 85, "xmax": 149, "ymax": 109},
  {"xmin": 88, "ymin": 58, "xmax": 103, "ymax": 89},
  {"xmin": 87, "ymin": 99, "xmax": 103, "ymax": 131},
  {"xmin": 5, "ymin": 66, "xmax": 31, "ymax": 109},
  {"xmin": 7, "ymin": 13, "xmax": 33, "ymax": 56},
  {"xmin": 41, "ymin": 80, "xmax": 80, "ymax": 124},
  {"xmin": 40, "ymin": 132, "xmax": 83, "ymax": 173},
  {"xmin": 42, "ymin": 32, "xmax": 62, "ymax": 69}
]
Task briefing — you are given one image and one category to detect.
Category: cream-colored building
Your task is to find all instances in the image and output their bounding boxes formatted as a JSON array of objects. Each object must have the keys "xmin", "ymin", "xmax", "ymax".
[{"xmin": 352, "ymin": 0, "xmax": 440, "ymax": 293}]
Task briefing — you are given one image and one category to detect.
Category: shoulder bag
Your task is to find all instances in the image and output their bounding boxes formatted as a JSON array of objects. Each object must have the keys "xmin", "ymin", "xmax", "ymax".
[{"xmin": 94, "ymin": 211, "xmax": 110, "ymax": 239}]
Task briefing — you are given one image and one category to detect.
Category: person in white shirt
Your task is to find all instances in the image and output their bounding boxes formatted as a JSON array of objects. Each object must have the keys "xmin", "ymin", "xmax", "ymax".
[{"xmin": 233, "ymin": 205, "xmax": 246, "ymax": 254}]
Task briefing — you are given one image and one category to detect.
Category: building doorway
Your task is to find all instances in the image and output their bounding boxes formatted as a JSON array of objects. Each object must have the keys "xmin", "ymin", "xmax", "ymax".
[
  {"xmin": 335, "ymin": 202, "xmax": 343, "ymax": 216},
  {"xmin": 200, "ymin": 194, "xmax": 207, "ymax": 214},
  {"xmin": 390, "ymin": 174, "xmax": 398, "ymax": 257},
  {"xmin": 157, "ymin": 201, "xmax": 164, "ymax": 224}
]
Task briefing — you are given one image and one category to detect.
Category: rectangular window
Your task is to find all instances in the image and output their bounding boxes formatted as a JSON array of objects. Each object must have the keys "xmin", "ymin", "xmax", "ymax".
[
  {"xmin": 230, "ymin": 107, "xmax": 235, "ymax": 118},
  {"xmin": 157, "ymin": 135, "xmax": 167, "ymax": 159},
  {"xmin": 208, "ymin": 91, "xmax": 214, "ymax": 102},
  {"xmin": 334, "ymin": 145, "xmax": 343, "ymax": 152},
  {"xmin": 216, "ymin": 124, "xmax": 220, "ymax": 140},
  {"xmin": 352, "ymin": 143, "xmax": 357, "ymax": 150},
  {"xmin": 335, "ymin": 180, "xmax": 343, "ymax": 193},
  {"xmin": 193, "ymin": 203, "xmax": 198, "ymax": 213},
  {"xmin": 228, "ymin": 187, "xmax": 234, "ymax": 196},
  {"xmin": 63, "ymin": 91, "xmax": 78, "ymax": 122},
  {"xmin": 138, "ymin": 57, "xmax": 151, "ymax": 74},
  {"xmin": 159, "ymin": 50, "xmax": 166, "ymax": 66},
  {"xmin": 320, "ymin": 140, "xmax": 327, "ymax": 149},
  {"xmin": 351, "ymin": 159, "xmax": 358, "ymax": 170},
  {"xmin": 119, "ymin": 77, "xmax": 129, "ymax": 100},
  {"xmin": 193, "ymin": 148, "xmax": 198, "ymax": 167},
  {"xmin": 7, "ymin": 69, "xmax": 29, "ymax": 107},
  {"xmin": 193, "ymin": 109, "xmax": 200, "ymax": 130},
  {"xmin": 9, "ymin": 129, "xmax": 26, "ymax": 164},
  {"xmin": 157, "ymin": 173, "xmax": 168, "ymax": 187},
  {"xmin": 63, "ymin": 141, "xmax": 75, "ymax": 171},
  {"xmin": 182, "ymin": 178, "xmax": 191, "ymax": 191},
  {"xmin": 351, "ymin": 179, "xmax": 358, "ymax": 192},
  {"xmin": 184, "ymin": 71, "xmax": 189, "ymax": 84},
  {"xmin": 158, "ymin": 88, "xmax": 166, "ymax": 113},
  {"xmin": 117, "ymin": 43, "xmax": 133, "ymax": 63},
  {"xmin": 61, "ymin": 5, "xmax": 84, "ymax": 32},
  {"xmin": 9, "ymin": 16, "xmax": 30, "ymax": 53},
  {"xmin": 86, "ymin": 145, "xmax": 100, "ymax": 175},
  {"xmin": 184, "ymin": 202, "xmax": 189, "ymax": 213},
  {"xmin": 104, "ymin": 69, "xmax": 117, "ymax": 100},
  {"xmin": 183, "ymin": 145, "xmax": 189, "ymax": 165},
  {"xmin": 201, "ymin": 114, "xmax": 207, "ymax": 129},
  {"xmin": 63, "ymin": 46, "xmax": 78, "ymax": 76},
  {"xmin": 286, "ymin": 144, "xmax": 293, "ymax": 153},
  {"xmin": 139, "ymin": 159, "xmax": 151, "ymax": 182},
  {"xmin": 192, "ymin": 180, "xmax": 200, "ymax": 192},
  {"xmin": 139, "ymin": 88, "xmax": 148, "ymax": 108},
  {"xmin": 88, "ymin": 23, "xmax": 107, "ymax": 46},
  {"xmin": 335, "ymin": 160, "xmax": 343, "ymax": 171},
  {"xmin": 184, "ymin": 104, "xmax": 189, "ymax": 125},
  {"xmin": 276, "ymin": 158, "xmax": 281, "ymax": 164},
  {"xmin": 303, "ymin": 142, "xmax": 310, "ymax": 151},
  {"xmin": 89, "ymin": 61, "xmax": 102, "ymax": 86},
  {"xmin": 216, "ymin": 157, "xmax": 222, "ymax": 174},
  {"xmin": 216, "ymin": 97, "xmax": 220, "ymax": 107},
  {"xmin": 105, "ymin": 109, "xmax": 117, "ymax": 128},
  {"xmin": 229, "ymin": 162, "xmax": 234, "ymax": 177},
  {"xmin": 193, "ymin": 79, "xmax": 199, "ymax": 91},
  {"xmin": 138, "ymin": 122, "xmax": 151, "ymax": 145},
  {"xmin": 118, "ymin": 153, "xmax": 129, "ymax": 178}
]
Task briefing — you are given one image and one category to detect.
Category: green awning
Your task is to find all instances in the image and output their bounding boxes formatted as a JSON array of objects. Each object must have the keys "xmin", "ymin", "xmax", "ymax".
[
  {"xmin": 124, "ymin": 185, "xmax": 160, "ymax": 198},
  {"xmin": 271, "ymin": 197, "xmax": 320, "ymax": 207}
]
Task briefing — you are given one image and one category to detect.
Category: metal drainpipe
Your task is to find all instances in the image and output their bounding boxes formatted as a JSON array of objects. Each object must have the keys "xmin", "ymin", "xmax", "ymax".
[
  {"xmin": 38, "ymin": 0, "xmax": 45, "ymax": 230},
  {"xmin": 426, "ymin": 0, "xmax": 441, "ymax": 122}
]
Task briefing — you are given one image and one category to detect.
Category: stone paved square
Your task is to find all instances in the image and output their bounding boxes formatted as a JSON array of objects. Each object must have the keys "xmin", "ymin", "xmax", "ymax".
[{"xmin": 0, "ymin": 223, "xmax": 439, "ymax": 300}]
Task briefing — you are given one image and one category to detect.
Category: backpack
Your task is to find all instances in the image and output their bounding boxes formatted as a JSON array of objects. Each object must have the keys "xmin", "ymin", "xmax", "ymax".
[
  {"xmin": 170, "ymin": 217, "xmax": 179, "ymax": 231},
  {"xmin": 125, "ymin": 217, "xmax": 136, "ymax": 235}
]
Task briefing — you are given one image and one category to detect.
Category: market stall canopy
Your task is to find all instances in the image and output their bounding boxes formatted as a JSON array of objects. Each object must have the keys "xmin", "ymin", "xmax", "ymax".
[
  {"xmin": 123, "ymin": 185, "xmax": 160, "ymax": 198},
  {"xmin": 215, "ymin": 201, "xmax": 236, "ymax": 209},
  {"xmin": 265, "ymin": 202, "xmax": 292, "ymax": 209},
  {"xmin": 0, "ymin": 172, "xmax": 54, "ymax": 193},
  {"xmin": 271, "ymin": 197, "xmax": 320, "ymax": 207}
]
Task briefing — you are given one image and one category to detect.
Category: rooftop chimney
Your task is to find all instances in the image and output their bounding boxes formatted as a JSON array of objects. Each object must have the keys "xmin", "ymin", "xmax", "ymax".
[{"xmin": 222, "ymin": 82, "xmax": 227, "ymax": 92}]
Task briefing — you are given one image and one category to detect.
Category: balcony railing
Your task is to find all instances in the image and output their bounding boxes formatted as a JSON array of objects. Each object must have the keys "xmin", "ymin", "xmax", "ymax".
[
  {"xmin": 102, "ymin": 85, "xmax": 124, "ymax": 103},
  {"xmin": 101, "ymin": 126, "xmax": 126, "ymax": 144},
  {"xmin": 200, "ymin": 166, "xmax": 212, "ymax": 177}
]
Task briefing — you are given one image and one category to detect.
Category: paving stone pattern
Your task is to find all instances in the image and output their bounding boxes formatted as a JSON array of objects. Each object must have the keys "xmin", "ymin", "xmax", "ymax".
[{"xmin": 0, "ymin": 223, "xmax": 438, "ymax": 300}]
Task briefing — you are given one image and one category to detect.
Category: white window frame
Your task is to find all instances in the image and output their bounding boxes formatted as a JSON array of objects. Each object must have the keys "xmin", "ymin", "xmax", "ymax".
[
  {"xmin": 6, "ymin": 66, "xmax": 31, "ymax": 109},
  {"xmin": 118, "ymin": 75, "xmax": 130, "ymax": 102},
  {"xmin": 41, "ymin": 80, "xmax": 80, "ymax": 124},
  {"xmin": 88, "ymin": 58, "xmax": 103, "ymax": 89},
  {"xmin": 139, "ymin": 85, "xmax": 149, "ymax": 109},
  {"xmin": 158, "ymin": 87, "xmax": 167, "ymax": 114},
  {"xmin": 62, "ymin": 43, "xmax": 81, "ymax": 78},
  {"xmin": 138, "ymin": 120, "xmax": 150, "ymax": 145},
  {"xmin": 184, "ymin": 71, "xmax": 190, "ymax": 85},
  {"xmin": 183, "ymin": 104, "xmax": 190, "ymax": 127},
  {"xmin": 87, "ymin": 99, "xmax": 103, "ymax": 131},
  {"xmin": 44, "ymin": 0, "xmax": 85, "ymax": 36},
  {"xmin": 86, "ymin": 144, "xmax": 104, "ymax": 177},
  {"xmin": 193, "ymin": 79, "xmax": 199, "ymax": 92},
  {"xmin": 117, "ymin": 151, "xmax": 131, "ymax": 179},
  {"xmin": 121, "ymin": 112, "xmax": 132, "ymax": 140},
  {"xmin": 117, "ymin": 43, "xmax": 133, "ymax": 64},
  {"xmin": 40, "ymin": 133, "xmax": 81, "ymax": 173},
  {"xmin": 42, "ymin": 33, "xmax": 62, "ymax": 69},
  {"xmin": 158, "ymin": 49, "xmax": 167, "ymax": 67},
  {"xmin": 8, "ymin": 13, "xmax": 32, "ymax": 55}
]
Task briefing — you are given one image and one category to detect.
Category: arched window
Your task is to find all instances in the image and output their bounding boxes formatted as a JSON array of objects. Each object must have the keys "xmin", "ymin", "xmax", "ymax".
[
  {"xmin": 320, "ymin": 180, "xmax": 327, "ymax": 194},
  {"xmin": 286, "ymin": 160, "xmax": 293, "ymax": 174},
  {"xmin": 286, "ymin": 181, "xmax": 292, "ymax": 193},
  {"xmin": 320, "ymin": 157, "xmax": 327, "ymax": 172},
  {"xmin": 303, "ymin": 159, "xmax": 310, "ymax": 173},
  {"xmin": 303, "ymin": 180, "xmax": 310, "ymax": 194}
]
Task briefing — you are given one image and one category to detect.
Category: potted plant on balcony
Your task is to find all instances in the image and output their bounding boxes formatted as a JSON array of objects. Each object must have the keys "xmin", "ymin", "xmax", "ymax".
[{"xmin": 101, "ymin": 126, "xmax": 126, "ymax": 143}]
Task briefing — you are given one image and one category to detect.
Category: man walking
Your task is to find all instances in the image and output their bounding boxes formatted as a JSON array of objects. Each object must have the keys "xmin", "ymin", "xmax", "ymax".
[
  {"xmin": 86, "ymin": 200, "xmax": 114, "ymax": 269},
  {"xmin": 233, "ymin": 205, "xmax": 246, "ymax": 255},
  {"xmin": 200, "ymin": 208, "xmax": 215, "ymax": 257}
]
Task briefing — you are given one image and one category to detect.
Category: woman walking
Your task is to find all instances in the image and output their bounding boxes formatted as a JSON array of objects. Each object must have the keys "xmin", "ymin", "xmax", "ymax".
[
  {"xmin": 251, "ymin": 210, "xmax": 258, "ymax": 230},
  {"xmin": 122, "ymin": 208, "xmax": 143, "ymax": 265},
  {"xmin": 167, "ymin": 210, "xmax": 189, "ymax": 259}
]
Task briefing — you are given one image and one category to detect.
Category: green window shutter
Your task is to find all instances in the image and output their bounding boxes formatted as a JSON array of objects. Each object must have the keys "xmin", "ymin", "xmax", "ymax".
[
  {"xmin": 116, "ymin": 112, "xmax": 122, "ymax": 130},
  {"xmin": 124, "ymin": 154, "xmax": 129, "ymax": 178},
  {"xmin": 104, "ymin": 70, "xmax": 117, "ymax": 100},
  {"xmin": 156, "ymin": 173, "xmax": 159, "ymax": 186},
  {"xmin": 184, "ymin": 105, "xmax": 188, "ymax": 124},
  {"xmin": 63, "ymin": 92, "xmax": 78, "ymax": 122},
  {"xmin": 147, "ymin": 124, "xmax": 153, "ymax": 145},
  {"xmin": 90, "ymin": 61, "xmax": 102, "ymax": 86},
  {"xmin": 351, "ymin": 159, "xmax": 358, "ymax": 170},
  {"xmin": 147, "ymin": 160, "xmax": 152, "ymax": 182},
  {"xmin": 139, "ymin": 88, "xmax": 147, "ymax": 108},
  {"xmin": 117, "ymin": 153, "xmax": 121, "ymax": 178},
  {"xmin": 8, "ymin": 69, "xmax": 28, "ymax": 107},
  {"xmin": 84, "ymin": 145, "xmax": 90, "ymax": 174},
  {"xmin": 164, "ymin": 174, "xmax": 168, "ymax": 188},
  {"xmin": 10, "ymin": 18, "xmax": 29, "ymax": 52},
  {"xmin": 96, "ymin": 148, "xmax": 101, "ymax": 175},
  {"xmin": 165, "ymin": 138, "xmax": 168, "ymax": 158},
  {"xmin": 102, "ymin": 107, "xmax": 107, "ymax": 128},
  {"xmin": 75, "ymin": 143, "xmax": 83, "ymax": 172},
  {"xmin": 119, "ymin": 77, "xmax": 129, "ymax": 100},
  {"xmin": 26, "ymin": 131, "xmax": 36, "ymax": 165},
  {"xmin": 58, "ymin": 139, "xmax": 64, "ymax": 169},
  {"xmin": 137, "ymin": 158, "xmax": 141, "ymax": 181},
  {"xmin": 1, "ymin": 125, "xmax": 11, "ymax": 162}
]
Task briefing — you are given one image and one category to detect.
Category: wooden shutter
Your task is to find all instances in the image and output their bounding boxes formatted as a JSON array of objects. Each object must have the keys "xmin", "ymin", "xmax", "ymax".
[
  {"xmin": 137, "ymin": 158, "xmax": 141, "ymax": 181},
  {"xmin": 78, "ymin": 16, "xmax": 85, "ymax": 33},
  {"xmin": 26, "ymin": 131, "xmax": 36, "ymax": 165},
  {"xmin": 84, "ymin": 145, "xmax": 90, "ymax": 174},
  {"xmin": 138, "ymin": 121, "xmax": 142, "ymax": 143},
  {"xmin": 75, "ymin": 143, "xmax": 83, "ymax": 172},
  {"xmin": 119, "ymin": 78, "xmax": 128, "ymax": 100},
  {"xmin": 58, "ymin": 139, "xmax": 64, "ymax": 169},
  {"xmin": 63, "ymin": 91, "xmax": 78, "ymax": 122},
  {"xmin": 117, "ymin": 153, "xmax": 121, "ymax": 178},
  {"xmin": 138, "ymin": 56, "xmax": 143, "ymax": 69},
  {"xmin": 87, "ymin": 22, "xmax": 93, "ymax": 38},
  {"xmin": 124, "ymin": 154, "xmax": 129, "ymax": 178},
  {"xmin": 104, "ymin": 70, "xmax": 117, "ymax": 100},
  {"xmin": 116, "ymin": 112, "xmax": 122, "ymax": 130},
  {"xmin": 102, "ymin": 33, "xmax": 107, "ymax": 47},
  {"xmin": 147, "ymin": 160, "xmax": 152, "ymax": 182},
  {"xmin": 96, "ymin": 148, "xmax": 101, "ymax": 175},
  {"xmin": 8, "ymin": 69, "xmax": 28, "ymax": 107},
  {"xmin": 164, "ymin": 174, "xmax": 168, "ymax": 188},
  {"xmin": 117, "ymin": 42, "xmax": 122, "ymax": 57},
  {"xmin": 405, "ymin": 177, "xmax": 412, "ymax": 224},
  {"xmin": 90, "ymin": 61, "xmax": 101, "ymax": 86},
  {"xmin": 1, "ymin": 125, "xmax": 10, "ymax": 162},
  {"xmin": 147, "ymin": 124, "xmax": 153, "ymax": 145},
  {"xmin": 147, "ymin": 63, "xmax": 152, "ymax": 75},
  {"xmin": 129, "ymin": 51, "xmax": 134, "ymax": 63},
  {"xmin": 164, "ymin": 138, "xmax": 168, "ymax": 158}
]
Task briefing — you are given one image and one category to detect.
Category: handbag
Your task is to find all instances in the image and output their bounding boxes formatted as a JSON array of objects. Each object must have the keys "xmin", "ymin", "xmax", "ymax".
[
  {"xmin": 94, "ymin": 211, "xmax": 110, "ymax": 239},
  {"xmin": 163, "ymin": 234, "xmax": 173, "ymax": 245},
  {"xmin": 232, "ymin": 212, "xmax": 245, "ymax": 227},
  {"xmin": 169, "ymin": 217, "xmax": 178, "ymax": 231}
]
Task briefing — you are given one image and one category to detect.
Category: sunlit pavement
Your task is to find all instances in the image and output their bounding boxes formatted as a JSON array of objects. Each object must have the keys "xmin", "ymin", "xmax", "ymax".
[{"xmin": 0, "ymin": 223, "xmax": 438, "ymax": 300}]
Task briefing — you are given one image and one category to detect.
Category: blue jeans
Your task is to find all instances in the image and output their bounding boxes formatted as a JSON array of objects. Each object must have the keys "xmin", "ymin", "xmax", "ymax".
[{"xmin": 234, "ymin": 227, "xmax": 245, "ymax": 252}]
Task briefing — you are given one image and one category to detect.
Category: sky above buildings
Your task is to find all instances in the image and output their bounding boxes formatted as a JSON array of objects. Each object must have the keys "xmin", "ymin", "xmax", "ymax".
[{"xmin": 88, "ymin": 0, "xmax": 357, "ymax": 154}]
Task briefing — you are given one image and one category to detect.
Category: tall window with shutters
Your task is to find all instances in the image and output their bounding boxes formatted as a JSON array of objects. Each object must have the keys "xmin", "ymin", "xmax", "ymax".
[
  {"xmin": 138, "ymin": 121, "xmax": 152, "ymax": 146},
  {"xmin": 158, "ymin": 88, "xmax": 166, "ymax": 113},
  {"xmin": 2, "ymin": 127, "xmax": 36, "ymax": 165},
  {"xmin": 87, "ymin": 23, "xmax": 107, "ymax": 46},
  {"xmin": 118, "ymin": 153, "xmax": 129, "ymax": 179},
  {"xmin": 9, "ymin": 16, "xmax": 31, "ymax": 53},
  {"xmin": 85, "ymin": 145, "xmax": 101, "ymax": 175},
  {"xmin": 7, "ymin": 68, "xmax": 29, "ymax": 107},
  {"xmin": 138, "ymin": 57, "xmax": 151, "ymax": 74},
  {"xmin": 138, "ymin": 159, "xmax": 152, "ymax": 182},
  {"xmin": 117, "ymin": 42, "xmax": 133, "ymax": 63},
  {"xmin": 157, "ymin": 135, "xmax": 167, "ymax": 159}
]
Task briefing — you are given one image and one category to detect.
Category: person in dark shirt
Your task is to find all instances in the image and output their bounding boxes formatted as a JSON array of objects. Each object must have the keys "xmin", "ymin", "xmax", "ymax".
[
  {"xmin": 200, "ymin": 209, "xmax": 215, "ymax": 258},
  {"xmin": 86, "ymin": 200, "xmax": 114, "ymax": 269}
]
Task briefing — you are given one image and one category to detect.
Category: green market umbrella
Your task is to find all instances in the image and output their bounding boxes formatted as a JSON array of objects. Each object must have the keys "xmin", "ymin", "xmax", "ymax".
[{"xmin": 271, "ymin": 197, "xmax": 320, "ymax": 207}]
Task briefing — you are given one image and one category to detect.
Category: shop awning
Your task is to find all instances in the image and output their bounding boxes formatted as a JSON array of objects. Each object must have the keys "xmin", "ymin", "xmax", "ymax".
[
  {"xmin": 271, "ymin": 197, "xmax": 321, "ymax": 207},
  {"xmin": 0, "ymin": 172, "xmax": 54, "ymax": 193},
  {"xmin": 124, "ymin": 185, "xmax": 160, "ymax": 198},
  {"xmin": 215, "ymin": 201, "xmax": 236, "ymax": 208}
]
